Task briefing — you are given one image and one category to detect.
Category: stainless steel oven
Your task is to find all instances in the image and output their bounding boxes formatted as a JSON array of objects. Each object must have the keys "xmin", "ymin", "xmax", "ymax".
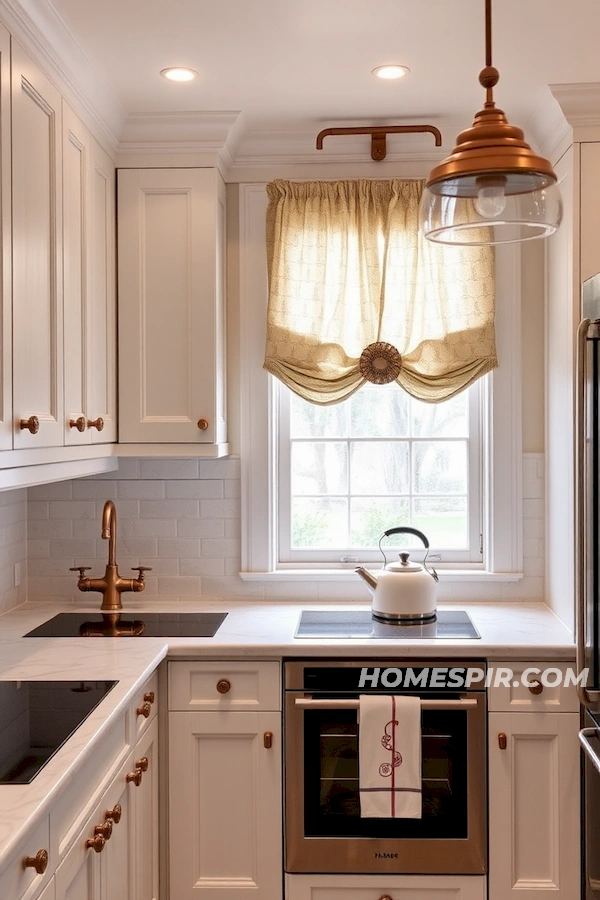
[{"xmin": 284, "ymin": 658, "xmax": 487, "ymax": 875}]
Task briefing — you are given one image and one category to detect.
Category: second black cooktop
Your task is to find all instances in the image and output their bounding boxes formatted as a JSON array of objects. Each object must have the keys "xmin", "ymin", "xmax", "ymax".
[{"xmin": 24, "ymin": 611, "xmax": 228, "ymax": 638}]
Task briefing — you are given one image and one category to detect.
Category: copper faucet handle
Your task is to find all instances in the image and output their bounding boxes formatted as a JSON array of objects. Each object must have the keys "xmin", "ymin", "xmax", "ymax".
[
  {"xmin": 70, "ymin": 566, "xmax": 92, "ymax": 576},
  {"xmin": 131, "ymin": 566, "xmax": 153, "ymax": 579}
]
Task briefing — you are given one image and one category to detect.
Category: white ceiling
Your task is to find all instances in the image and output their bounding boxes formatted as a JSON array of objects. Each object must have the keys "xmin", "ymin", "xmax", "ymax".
[{"xmin": 43, "ymin": 0, "xmax": 600, "ymax": 157}]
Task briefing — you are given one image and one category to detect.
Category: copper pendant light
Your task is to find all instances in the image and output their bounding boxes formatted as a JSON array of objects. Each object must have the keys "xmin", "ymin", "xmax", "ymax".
[{"xmin": 419, "ymin": 0, "xmax": 562, "ymax": 245}]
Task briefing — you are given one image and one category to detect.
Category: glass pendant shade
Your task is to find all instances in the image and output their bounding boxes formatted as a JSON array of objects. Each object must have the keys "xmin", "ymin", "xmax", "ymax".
[{"xmin": 420, "ymin": 3, "xmax": 562, "ymax": 245}]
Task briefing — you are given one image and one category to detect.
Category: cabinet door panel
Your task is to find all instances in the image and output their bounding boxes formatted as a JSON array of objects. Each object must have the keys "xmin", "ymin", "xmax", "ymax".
[
  {"xmin": 12, "ymin": 40, "xmax": 63, "ymax": 449},
  {"xmin": 169, "ymin": 710, "xmax": 282, "ymax": 900},
  {"xmin": 62, "ymin": 103, "xmax": 90, "ymax": 446},
  {"xmin": 0, "ymin": 23, "xmax": 10, "ymax": 450},
  {"xmin": 132, "ymin": 716, "xmax": 159, "ymax": 900},
  {"xmin": 488, "ymin": 712, "xmax": 580, "ymax": 899},
  {"xmin": 88, "ymin": 138, "xmax": 116, "ymax": 443},
  {"xmin": 118, "ymin": 168, "xmax": 226, "ymax": 443}
]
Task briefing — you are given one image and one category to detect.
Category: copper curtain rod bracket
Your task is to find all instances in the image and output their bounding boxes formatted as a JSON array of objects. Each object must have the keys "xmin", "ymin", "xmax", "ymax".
[{"xmin": 315, "ymin": 125, "xmax": 442, "ymax": 161}]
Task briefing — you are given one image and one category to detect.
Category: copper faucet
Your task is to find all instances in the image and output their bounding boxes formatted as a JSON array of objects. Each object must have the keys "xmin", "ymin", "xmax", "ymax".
[{"xmin": 70, "ymin": 500, "xmax": 152, "ymax": 611}]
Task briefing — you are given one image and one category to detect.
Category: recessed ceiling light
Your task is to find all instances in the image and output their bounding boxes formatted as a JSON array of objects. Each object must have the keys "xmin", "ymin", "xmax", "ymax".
[
  {"xmin": 371, "ymin": 65, "xmax": 410, "ymax": 81},
  {"xmin": 160, "ymin": 67, "xmax": 198, "ymax": 82}
]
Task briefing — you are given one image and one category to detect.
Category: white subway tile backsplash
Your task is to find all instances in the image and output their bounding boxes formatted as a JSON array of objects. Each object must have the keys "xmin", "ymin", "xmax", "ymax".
[
  {"xmin": 140, "ymin": 499, "xmax": 199, "ymax": 519},
  {"xmin": 139, "ymin": 458, "xmax": 199, "ymax": 479},
  {"xmin": 23, "ymin": 452, "xmax": 546, "ymax": 604}
]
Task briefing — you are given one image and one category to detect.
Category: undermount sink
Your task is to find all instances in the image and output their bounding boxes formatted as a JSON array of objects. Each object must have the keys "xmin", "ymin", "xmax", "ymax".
[
  {"xmin": 23, "ymin": 612, "xmax": 228, "ymax": 638},
  {"xmin": 0, "ymin": 680, "xmax": 117, "ymax": 784}
]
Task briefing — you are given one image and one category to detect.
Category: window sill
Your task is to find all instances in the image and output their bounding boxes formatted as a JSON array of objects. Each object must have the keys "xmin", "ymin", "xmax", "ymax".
[{"xmin": 239, "ymin": 569, "xmax": 524, "ymax": 583}]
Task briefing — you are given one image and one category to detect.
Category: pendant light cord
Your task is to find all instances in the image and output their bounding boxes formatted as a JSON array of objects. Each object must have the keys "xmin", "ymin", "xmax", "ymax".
[{"xmin": 485, "ymin": 0, "xmax": 492, "ymax": 68}]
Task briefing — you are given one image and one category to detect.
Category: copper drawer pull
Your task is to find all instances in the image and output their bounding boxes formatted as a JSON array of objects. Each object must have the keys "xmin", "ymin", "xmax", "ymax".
[
  {"xmin": 23, "ymin": 849, "xmax": 48, "ymax": 874},
  {"xmin": 528, "ymin": 680, "xmax": 544, "ymax": 695},
  {"xmin": 87, "ymin": 417, "xmax": 104, "ymax": 431},
  {"xmin": 126, "ymin": 768, "xmax": 143, "ymax": 787},
  {"xmin": 136, "ymin": 756, "xmax": 149, "ymax": 772},
  {"xmin": 264, "ymin": 731, "xmax": 273, "ymax": 749},
  {"xmin": 94, "ymin": 820, "xmax": 113, "ymax": 840},
  {"xmin": 105, "ymin": 803, "xmax": 122, "ymax": 824},
  {"xmin": 137, "ymin": 702, "xmax": 152, "ymax": 718},
  {"xmin": 144, "ymin": 691, "xmax": 155, "ymax": 704},
  {"xmin": 197, "ymin": 418, "xmax": 209, "ymax": 430},
  {"xmin": 216, "ymin": 679, "xmax": 231, "ymax": 694},
  {"xmin": 86, "ymin": 833, "xmax": 105, "ymax": 853},
  {"xmin": 498, "ymin": 732, "xmax": 507, "ymax": 750},
  {"xmin": 69, "ymin": 416, "xmax": 86, "ymax": 432},
  {"xmin": 19, "ymin": 416, "xmax": 39, "ymax": 434}
]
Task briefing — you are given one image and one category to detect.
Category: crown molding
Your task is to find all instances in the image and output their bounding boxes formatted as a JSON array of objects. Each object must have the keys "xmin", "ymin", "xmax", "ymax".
[
  {"xmin": 0, "ymin": 0, "xmax": 125, "ymax": 153},
  {"xmin": 526, "ymin": 86, "xmax": 571, "ymax": 165}
]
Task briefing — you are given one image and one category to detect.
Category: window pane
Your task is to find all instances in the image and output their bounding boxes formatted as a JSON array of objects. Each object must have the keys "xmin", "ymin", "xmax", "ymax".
[
  {"xmin": 292, "ymin": 442, "xmax": 348, "ymax": 495},
  {"xmin": 412, "ymin": 497, "xmax": 468, "ymax": 549},
  {"xmin": 350, "ymin": 499, "xmax": 409, "ymax": 548},
  {"xmin": 290, "ymin": 393, "xmax": 347, "ymax": 438},
  {"xmin": 412, "ymin": 442, "xmax": 468, "ymax": 494},
  {"xmin": 292, "ymin": 498, "xmax": 348, "ymax": 548},
  {"xmin": 350, "ymin": 383, "xmax": 409, "ymax": 437},
  {"xmin": 410, "ymin": 394, "xmax": 468, "ymax": 438},
  {"xmin": 350, "ymin": 442, "xmax": 409, "ymax": 495}
]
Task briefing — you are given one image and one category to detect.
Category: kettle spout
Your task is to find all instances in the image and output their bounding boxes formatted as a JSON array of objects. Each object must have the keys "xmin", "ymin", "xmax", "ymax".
[{"xmin": 355, "ymin": 566, "xmax": 378, "ymax": 594}]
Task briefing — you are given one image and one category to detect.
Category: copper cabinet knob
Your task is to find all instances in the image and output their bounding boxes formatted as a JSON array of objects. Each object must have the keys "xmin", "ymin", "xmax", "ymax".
[
  {"xmin": 144, "ymin": 692, "xmax": 155, "ymax": 704},
  {"xmin": 197, "ymin": 418, "xmax": 209, "ymax": 430},
  {"xmin": 216, "ymin": 679, "xmax": 231, "ymax": 694},
  {"xmin": 69, "ymin": 416, "xmax": 86, "ymax": 432},
  {"xmin": 23, "ymin": 849, "xmax": 48, "ymax": 874},
  {"xmin": 126, "ymin": 768, "xmax": 143, "ymax": 787},
  {"xmin": 94, "ymin": 819, "xmax": 113, "ymax": 840},
  {"xmin": 137, "ymin": 702, "xmax": 152, "ymax": 718},
  {"xmin": 136, "ymin": 756, "xmax": 149, "ymax": 772},
  {"xmin": 498, "ymin": 732, "xmax": 507, "ymax": 750},
  {"xmin": 264, "ymin": 732, "xmax": 273, "ymax": 749},
  {"xmin": 86, "ymin": 833, "xmax": 105, "ymax": 853},
  {"xmin": 105, "ymin": 803, "xmax": 122, "ymax": 824},
  {"xmin": 87, "ymin": 417, "xmax": 104, "ymax": 431},
  {"xmin": 528, "ymin": 680, "xmax": 544, "ymax": 695},
  {"xmin": 379, "ymin": 895, "xmax": 393, "ymax": 900},
  {"xmin": 19, "ymin": 416, "xmax": 39, "ymax": 434}
]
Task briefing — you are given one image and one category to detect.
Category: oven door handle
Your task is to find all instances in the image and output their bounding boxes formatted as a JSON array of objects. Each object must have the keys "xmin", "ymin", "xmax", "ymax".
[
  {"xmin": 294, "ymin": 697, "xmax": 477, "ymax": 710},
  {"xmin": 579, "ymin": 727, "xmax": 600, "ymax": 775}
]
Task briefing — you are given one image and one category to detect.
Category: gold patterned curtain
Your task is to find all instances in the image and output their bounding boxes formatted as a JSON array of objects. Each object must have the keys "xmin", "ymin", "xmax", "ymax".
[{"xmin": 264, "ymin": 178, "xmax": 497, "ymax": 404}]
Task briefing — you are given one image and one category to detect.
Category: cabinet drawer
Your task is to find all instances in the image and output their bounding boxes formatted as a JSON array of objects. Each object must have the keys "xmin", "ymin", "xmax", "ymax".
[
  {"xmin": 51, "ymin": 711, "xmax": 129, "ymax": 860},
  {"xmin": 0, "ymin": 814, "xmax": 51, "ymax": 900},
  {"xmin": 131, "ymin": 671, "xmax": 158, "ymax": 743},
  {"xmin": 488, "ymin": 661, "xmax": 579, "ymax": 712},
  {"xmin": 285, "ymin": 874, "xmax": 486, "ymax": 900},
  {"xmin": 168, "ymin": 660, "xmax": 280, "ymax": 711}
]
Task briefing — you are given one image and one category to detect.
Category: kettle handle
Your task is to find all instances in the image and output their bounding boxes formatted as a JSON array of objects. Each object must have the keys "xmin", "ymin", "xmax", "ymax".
[
  {"xmin": 381, "ymin": 526, "xmax": 429, "ymax": 548},
  {"xmin": 378, "ymin": 527, "xmax": 439, "ymax": 582}
]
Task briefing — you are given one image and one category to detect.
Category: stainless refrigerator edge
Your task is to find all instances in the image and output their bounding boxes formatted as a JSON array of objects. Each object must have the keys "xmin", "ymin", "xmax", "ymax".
[{"xmin": 577, "ymin": 273, "xmax": 600, "ymax": 898}]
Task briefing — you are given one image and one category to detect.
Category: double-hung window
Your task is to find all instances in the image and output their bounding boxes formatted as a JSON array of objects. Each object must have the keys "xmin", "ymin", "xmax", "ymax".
[{"xmin": 239, "ymin": 182, "xmax": 523, "ymax": 584}]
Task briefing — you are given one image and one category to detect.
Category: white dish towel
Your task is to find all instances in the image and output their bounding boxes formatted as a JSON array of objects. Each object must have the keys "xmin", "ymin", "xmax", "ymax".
[{"xmin": 358, "ymin": 694, "xmax": 422, "ymax": 818}]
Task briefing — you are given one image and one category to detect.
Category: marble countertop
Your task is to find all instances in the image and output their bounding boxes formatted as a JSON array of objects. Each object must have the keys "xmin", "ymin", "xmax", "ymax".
[{"xmin": 0, "ymin": 598, "xmax": 575, "ymax": 870}]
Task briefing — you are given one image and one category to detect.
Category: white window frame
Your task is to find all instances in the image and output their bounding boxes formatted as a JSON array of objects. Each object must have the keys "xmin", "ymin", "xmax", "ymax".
[
  {"xmin": 238, "ymin": 183, "xmax": 523, "ymax": 584},
  {"xmin": 277, "ymin": 379, "xmax": 483, "ymax": 566}
]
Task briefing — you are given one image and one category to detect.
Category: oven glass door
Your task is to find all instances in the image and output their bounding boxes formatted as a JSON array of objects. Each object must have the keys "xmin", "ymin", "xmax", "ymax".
[{"xmin": 304, "ymin": 699, "xmax": 468, "ymax": 839}]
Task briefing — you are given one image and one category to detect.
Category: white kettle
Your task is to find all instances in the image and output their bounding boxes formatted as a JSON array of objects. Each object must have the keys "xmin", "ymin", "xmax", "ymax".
[{"xmin": 355, "ymin": 527, "xmax": 438, "ymax": 623}]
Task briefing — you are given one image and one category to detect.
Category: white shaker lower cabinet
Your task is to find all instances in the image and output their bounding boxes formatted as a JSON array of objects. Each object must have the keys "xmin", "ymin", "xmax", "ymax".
[
  {"xmin": 117, "ymin": 167, "xmax": 227, "ymax": 452},
  {"xmin": 487, "ymin": 662, "xmax": 580, "ymax": 899},
  {"xmin": 131, "ymin": 717, "xmax": 159, "ymax": 900},
  {"xmin": 168, "ymin": 660, "xmax": 282, "ymax": 900},
  {"xmin": 285, "ymin": 875, "xmax": 486, "ymax": 900}
]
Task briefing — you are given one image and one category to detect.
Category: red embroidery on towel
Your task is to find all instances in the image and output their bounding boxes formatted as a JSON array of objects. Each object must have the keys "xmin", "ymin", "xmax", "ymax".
[{"xmin": 376, "ymin": 703, "xmax": 404, "ymax": 816}]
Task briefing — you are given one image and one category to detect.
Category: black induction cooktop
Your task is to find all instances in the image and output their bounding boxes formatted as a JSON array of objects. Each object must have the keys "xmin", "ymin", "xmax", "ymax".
[
  {"xmin": 23, "ymin": 611, "xmax": 228, "ymax": 638},
  {"xmin": 295, "ymin": 609, "xmax": 480, "ymax": 639},
  {"xmin": 0, "ymin": 680, "xmax": 117, "ymax": 784}
]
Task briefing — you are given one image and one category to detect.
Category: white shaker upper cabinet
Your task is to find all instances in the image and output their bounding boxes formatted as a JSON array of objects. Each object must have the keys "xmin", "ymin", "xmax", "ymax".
[
  {"xmin": 117, "ymin": 168, "xmax": 227, "ymax": 451},
  {"xmin": 0, "ymin": 24, "xmax": 10, "ymax": 452},
  {"xmin": 11, "ymin": 40, "xmax": 64, "ymax": 450},
  {"xmin": 62, "ymin": 104, "xmax": 116, "ymax": 446}
]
